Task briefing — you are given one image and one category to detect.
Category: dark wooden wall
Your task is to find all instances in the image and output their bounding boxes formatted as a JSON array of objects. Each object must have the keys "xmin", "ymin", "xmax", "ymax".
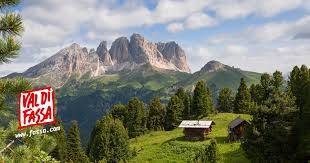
[{"xmin": 183, "ymin": 127, "xmax": 212, "ymax": 140}]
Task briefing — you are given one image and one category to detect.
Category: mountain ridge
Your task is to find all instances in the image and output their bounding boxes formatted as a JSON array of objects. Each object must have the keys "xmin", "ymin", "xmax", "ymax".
[{"xmin": 5, "ymin": 33, "xmax": 191, "ymax": 87}]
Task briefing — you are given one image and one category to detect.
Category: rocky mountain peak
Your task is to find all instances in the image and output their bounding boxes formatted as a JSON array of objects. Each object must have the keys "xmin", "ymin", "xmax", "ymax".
[
  {"xmin": 17, "ymin": 42, "xmax": 103, "ymax": 87},
  {"xmin": 109, "ymin": 37, "xmax": 130, "ymax": 63},
  {"xmin": 5, "ymin": 33, "xmax": 192, "ymax": 87},
  {"xmin": 130, "ymin": 33, "xmax": 146, "ymax": 42},
  {"xmin": 69, "ymin": 43, "xmax": 80, "ymax": 49},
  {"xmin": 156, "ymin": 41, "xmax": 190, "ymax": 72},
  {"xmin": 201, "ymin": 60, "xmax": 226, "ymax": 72},
  {"xmin": 96, "ymin": 41, "xmax": 112, "ymax": 65},
  {"xmin": 97, "ymin": 40, "xmax": 107, "ymax": 49},
  {"xmin": 129, "ymin": 33, "xmax": 153, "ymax": 64},
  {"xmin": 108, "ymin": 33, "xmax": 191, "ymax": 73}
]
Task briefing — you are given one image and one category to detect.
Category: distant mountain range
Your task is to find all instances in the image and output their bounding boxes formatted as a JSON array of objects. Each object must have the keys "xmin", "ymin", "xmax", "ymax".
[{"xmin": 4, "ymin": 33, "xmax": 261, "ymax": 143}]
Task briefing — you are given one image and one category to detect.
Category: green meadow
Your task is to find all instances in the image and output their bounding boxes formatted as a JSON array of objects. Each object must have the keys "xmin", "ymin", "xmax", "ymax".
[{"xmin": 129, "ymin": 113, "xmax": 251, "ymax": 163}]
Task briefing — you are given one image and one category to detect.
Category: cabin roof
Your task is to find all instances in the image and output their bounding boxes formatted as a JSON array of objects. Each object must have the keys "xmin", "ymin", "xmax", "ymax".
[
  {"xmin": 178, "ymin": 120, "xmax": 215, "ymax": 128},
  {"xmin": 228, "ymin": 117, "xmax": 248, "ymax": 129}
]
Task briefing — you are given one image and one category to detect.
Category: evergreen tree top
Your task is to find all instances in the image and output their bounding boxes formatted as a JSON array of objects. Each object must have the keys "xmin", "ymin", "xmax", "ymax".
[
  {"xmin": 0, "ymin": 0, "xmax": 23, "ymax": 64},
  {"xmin": 0, "ymin": 0, "xmax": 20, "ymax": 9}
]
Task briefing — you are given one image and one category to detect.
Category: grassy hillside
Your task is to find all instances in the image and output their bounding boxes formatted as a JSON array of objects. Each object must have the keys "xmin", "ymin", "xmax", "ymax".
[
  {"xmin": 129, "ymin": 113, "xmax": 251, "ymax": 163},
  {"xmin": 178, "ymin": 67, "xmax": 261, "ymax": 94}
]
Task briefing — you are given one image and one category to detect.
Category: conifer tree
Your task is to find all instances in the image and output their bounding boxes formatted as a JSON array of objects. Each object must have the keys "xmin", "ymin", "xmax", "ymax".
[
  {"xmin": 192, "ymin": 80, "xmax": 214, "ymax": 118},
  {"xmin": 175, "ymin": 87, "xmax": 191, "ymax": 119},
  {"xmin": 249, "ymin": 84, "xmax": 262, "ymax": 105},
  {"xmin": 206, "ymin": 139, "xmax": 218, "ymax": 163},
  {"xmin": 288, "ymin": 66, "xmax": 300, "ymax": 98},
  {"xmin": 164, "ymin": 95, "xmax": 184, "ymax": 131},
  {"xmin": 217, "ymin": 88, "xmax": 234, "ymax": 112},
  {"xmin": 0, "ymin": 0, "xmax": 24, "ymax": 64},
  {"xmin": 87, "ymin": 115, "xmax": 129, "ymax": 162},
  {"xmin": 288, "ymin": 65, "xmax": 309, "ymax": 115},
  {"xmin": 272, "ymin": 71, "xmax": 283, "ymax": 91},
  {"xmin": 126, "ymin": 97, "xmax": 147, "ymax": 138},
  {"xmin": 194, "ymin": 138, "xmax": 218, "ymax": 162},
  {"xmin": 147, "ymin": 97, "xmax": 165, "ymax": 131},
  {"xmin": 295, "ymin": 79, "xmax": 310, "ymax": 161},
  {"xmin": 0, "ymin": 78, "xmax": 31, "ymax": 111},
  {"xmin": 234, "ymin": 78, "xmax": 252, "ymax": 113},
  {"xmin": 50, "ymin": 120, "xmax": 67, "ymax": 162},
  {"xmin": 297, "ymin": 65, "xmax": 309, "ymax": 110},
  {"xmin": 66, "ymin": 121, "xmax": 89, "ymax": 162},
  {"xmin": 260, "ymin": 73, "xmax": 272, "ymax": 101},
  {"xmin": 110, "ymin": 104, "xmax": 128, "ymax": 125},
  {"xmin": 288, "ymin": 65, "xmax": 310, "ymax": 161}
]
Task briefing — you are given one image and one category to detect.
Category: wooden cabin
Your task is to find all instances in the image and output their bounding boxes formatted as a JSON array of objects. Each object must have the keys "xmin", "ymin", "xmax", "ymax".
[
  {"xmin": 178, "ymin": 120, "xmax": 215, "ymax": 140},
  {"xmin": 228, "ymin": 117, "xmax": 249, "ymax": 141}
]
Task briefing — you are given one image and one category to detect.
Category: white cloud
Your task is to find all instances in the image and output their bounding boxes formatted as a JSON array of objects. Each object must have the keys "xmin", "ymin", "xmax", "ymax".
[
  {"xmin": 22, "ymin": 20, "xmax": 68, "ymax": 47},
  {"xmin": 184, "ymin": 14, "xmax": 310, "ymax": 73},
  {"xmin": 210, "ymin": 0, "xmax": 254, "ymax": 20},
  {"xmin": 167, "ymin": 23, "xmax": 184, "ymax": 33},
  {"xmin": 305, "ymin": 0, "xmax": 310, "ymax": 10},
  {"xmin": 184, "ymin": 46, "xmax": 216, "ymax": 71},
  {"xmin": 225, "ymin": 45, "xmax": 248, "ymax": 55},
  {"xmin": 167, "ymin": 12, "xmax": 217, "ymax": 32},
  {"xmin": 256, "ymin": 0, "xmax": 303, "ymax": 17},
  {"xmin": 209, "ymin": 0, "xmax": 305, "ymax": 20},
  {"xmin": 93, "ymin": 5, "xmax": 151, "ymax": 31},
  {"xmin": 165, "ymin": 0, "xmax": 306, "ymax": 33},
  {"xmin": 186, "ymin": 40, "xmax": 310, "ymax": 73},
  {"xmin": 184, "ymin": 12, "xmax": 217, "ymax": 29},
  {"xmin": 249, "ymin": 15, "xmax": 310, "ymax": 42},
  {"xmin": 185, "ymin": 14, "xmax": 310, "ymax": 73},
  {"xmin": 1, "ymin": 0, "xmax": 309, "ymax": 77},
  {"xmin": 19, "ymin": 0, "xmax": 310, "ymax": 44},
  {"xmin": 0, "ymin": 63, "xmax": 35, "ymax": 77},
  {"xmin": 85, "ymin": 31, "xmax": 97, "ymax": 41},
  {"xmin": 148, "ymin": 0, "xmax": 211, "ymax": 24},
  {"xmin": 249, "ymin": 22, "xmax": 292, "ymax": 42},
  {"xmin": 35, "ymin": 46, "xmax": 64, "ymax": 62},
  {"xmin": 84, "ymin": 31, "xmax": 126, "ymax": 47},
  {"xmin": 206, "ymin": 15, "xmax": 310, "ymax": 44}
]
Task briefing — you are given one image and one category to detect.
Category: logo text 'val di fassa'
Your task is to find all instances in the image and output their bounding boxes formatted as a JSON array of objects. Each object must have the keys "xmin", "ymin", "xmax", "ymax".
[{"xmin": 18, "ymin": 86, "xmax": 56, "ymax": 129}]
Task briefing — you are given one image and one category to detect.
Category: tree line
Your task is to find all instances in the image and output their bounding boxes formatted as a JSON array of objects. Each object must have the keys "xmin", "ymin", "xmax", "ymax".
[
  {"xmin": 215, "ymin": 66, "xmax": 309, "ymax": 162},
  {"xmin": 241, "ymin": 65, "xmax": 310, "ymax": 162}
]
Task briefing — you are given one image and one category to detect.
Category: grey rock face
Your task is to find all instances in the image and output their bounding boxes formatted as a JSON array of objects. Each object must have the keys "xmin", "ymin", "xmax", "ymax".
[
  {"xmin": 96, "ymin": 41, "xmax": 112, "ymax": 66},
  {"xmin": 129, "ymin": 33, "xmax": 164, "ymax": 65},
  {"xmin": 108, "ymin": 33, "xmax": 191, "ymax": 73},
  {"xmin": 109, "ymin": 37, "xmax": 130, "ymax": 64},
  {"xmin": 156, "ymin": 41, "xmax": 191, "ymax": 73},
  {"xmin": 129, "ymin": 33, "xmax": 150, "ymax": 64}
]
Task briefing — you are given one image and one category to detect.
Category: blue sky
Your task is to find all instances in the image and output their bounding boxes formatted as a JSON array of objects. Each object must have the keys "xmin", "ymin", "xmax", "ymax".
[{"xmin": 0, "ymin": 0, "xmax": 310, "ymax": 76}]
